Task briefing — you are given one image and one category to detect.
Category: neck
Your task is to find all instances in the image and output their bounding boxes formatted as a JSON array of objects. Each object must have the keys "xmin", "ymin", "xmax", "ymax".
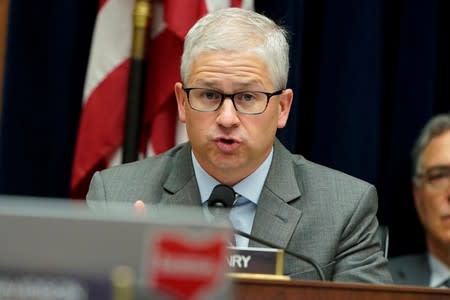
[{"xmin": 209, "ymin": 167, "xmax": 255, "ymax": 186}]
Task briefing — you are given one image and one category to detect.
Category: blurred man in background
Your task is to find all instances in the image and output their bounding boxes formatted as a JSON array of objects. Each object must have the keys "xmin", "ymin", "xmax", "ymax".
[{"xmin": 389, "ymin": 114, "xmax": 450, "ymax": 287}]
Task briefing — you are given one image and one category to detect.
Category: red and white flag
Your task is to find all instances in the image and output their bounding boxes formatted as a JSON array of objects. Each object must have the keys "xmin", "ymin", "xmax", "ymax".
[{"xmin": 71, "ymin": 0, "xmax": 254, "ymax": 199}]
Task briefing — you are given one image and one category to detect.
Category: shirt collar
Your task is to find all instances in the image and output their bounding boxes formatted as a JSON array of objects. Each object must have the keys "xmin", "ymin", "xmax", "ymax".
[
  {"xmin": 192, "ymin": 148, "xmax": 273, "ymax": 206},
  {"xmin": 428, "ymin": 252, "xmax": 450, "ymax": 287}
]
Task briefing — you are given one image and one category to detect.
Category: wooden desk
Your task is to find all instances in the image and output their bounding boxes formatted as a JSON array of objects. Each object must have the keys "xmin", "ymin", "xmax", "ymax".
[{"xmin": 234, "ymin": 278, "xmax": 450, "ymax": 300}]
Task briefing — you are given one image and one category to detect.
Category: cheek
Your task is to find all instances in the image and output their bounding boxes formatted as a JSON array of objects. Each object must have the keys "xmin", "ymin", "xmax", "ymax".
[
  {"xmin": 185, "ymin": 113, "xmax": 211, "ymax": 136},
  {"xmin": 244, "ymin": 117, "xmax": 277, "ymax": 138},
  {"xmin": 259, "ymin": 107, "xmax": 280, "ymax": 127},
  {"xmin": 419, "ymin": 194, "xmax": 445, "ymax": 226},
  {"xmin": 422, "ymin": 199, "xmax": 439, "ymax": 217},
  {"xmin": 416, "ymin": 192, "xmax": 434, "ymax": 220},
  {"xmin": 185, "ymin": 115, "xmax": 200, "ymax": 134}
]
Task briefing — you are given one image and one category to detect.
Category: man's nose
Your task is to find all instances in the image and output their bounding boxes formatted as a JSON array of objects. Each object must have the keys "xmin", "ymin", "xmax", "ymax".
[{"xmin": 216, "ymin": 98, "xmax": 239, "ymax": 127}]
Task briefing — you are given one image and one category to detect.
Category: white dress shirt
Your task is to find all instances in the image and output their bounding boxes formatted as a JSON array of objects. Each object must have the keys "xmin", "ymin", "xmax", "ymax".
[
  {"xmin": 428, "ymin": 253, "xmax": 450, "ymax": 288},
  {"xmin": 192, "ymin": 148, "xmax": 273, "ymax": 247}
]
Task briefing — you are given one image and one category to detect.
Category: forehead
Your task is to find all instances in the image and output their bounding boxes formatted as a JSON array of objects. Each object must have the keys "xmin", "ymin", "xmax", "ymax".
[
  {"xmin": 422, "ymin": 130, "xmax": 450, "ymax": 167},
  {"xmin": 187, "ymin": 51, "xmax": 273, "ymax": 89}
]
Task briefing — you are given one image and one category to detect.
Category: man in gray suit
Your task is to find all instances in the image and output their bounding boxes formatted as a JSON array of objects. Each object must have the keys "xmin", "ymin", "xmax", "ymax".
[
  {"xmin": 389, "ymin": 114, "xmax": 450, "ymax": 287},
  {"xmin": 87, "ymin": 8, "xmax": 391, "ymax": 283}
]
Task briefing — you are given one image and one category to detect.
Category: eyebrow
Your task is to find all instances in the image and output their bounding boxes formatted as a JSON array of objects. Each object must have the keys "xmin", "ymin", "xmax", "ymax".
[
  {"xmin": 420, "ymin": 165, "xmax": 450, "ymax": 175},
  {"xmin": 191, "ymin": 80, "xmax": 264, "ymax": 90},
  {"xmin": 424, "ymin": 164, "xmax": 450, "ymax": 170}
]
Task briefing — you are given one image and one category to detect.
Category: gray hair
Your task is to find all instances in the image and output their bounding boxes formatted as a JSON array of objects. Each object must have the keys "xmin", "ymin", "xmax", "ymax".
[
  {"xmin": 411, "ymin": 113, "xmax": 450, "ymax": 185},
  {"xmin": 180, "ymin": 8, "xmax": 290, "ymax": 90}
]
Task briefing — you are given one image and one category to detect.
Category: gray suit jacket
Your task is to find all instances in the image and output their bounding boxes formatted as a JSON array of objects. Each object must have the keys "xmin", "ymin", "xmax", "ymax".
[
  {"xmin": 388, "ymin": 254, "xmax": 430, "ymax": 286},
  {"xmin": 87, "ymin": 139, "xmax": 392, "ymax": 283}
]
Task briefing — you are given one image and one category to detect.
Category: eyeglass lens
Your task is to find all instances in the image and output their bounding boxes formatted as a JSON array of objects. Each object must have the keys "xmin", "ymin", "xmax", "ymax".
[{"xmin": 423, "ymin": 166, "xmax": 450, "ymax": 191}]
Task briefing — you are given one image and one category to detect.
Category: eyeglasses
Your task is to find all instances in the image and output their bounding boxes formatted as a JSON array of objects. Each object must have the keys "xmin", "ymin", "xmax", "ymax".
[
  {"xmin": 182, "ymin": 87, "xmax": 284, "ymax": 115},
  {"xmin": 415, "ymin": 165, "xmax": 450, "ymax": 191}
]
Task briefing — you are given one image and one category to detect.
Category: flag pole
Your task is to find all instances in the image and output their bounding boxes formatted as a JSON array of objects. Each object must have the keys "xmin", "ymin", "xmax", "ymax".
[{"xmin": 123, "ymin": 0, "xmax": 151, "ymax": 163}]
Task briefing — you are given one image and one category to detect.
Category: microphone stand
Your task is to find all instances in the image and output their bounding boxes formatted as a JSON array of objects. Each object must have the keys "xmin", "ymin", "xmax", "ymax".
[
  {"xmin": 206, "ymin": 184, "xmax": 326, "ymax": 281},
  {"xmin": 234, "ymin": 229, "xmax": 326, "ymax": 281}
]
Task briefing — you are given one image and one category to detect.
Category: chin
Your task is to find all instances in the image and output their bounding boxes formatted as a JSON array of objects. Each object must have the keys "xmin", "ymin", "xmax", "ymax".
[{"xmin": 212, "ymin": 160, "xmax": 240, "ymax": 171}]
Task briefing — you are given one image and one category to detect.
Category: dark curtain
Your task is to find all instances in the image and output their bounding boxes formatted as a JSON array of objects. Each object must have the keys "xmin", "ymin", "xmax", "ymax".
[
  {"xmin": 0, "ymin": 1, "xmax": 97, "ymax": 197},
  {"xmin": 258, "ymin": 0, "xmax": 450, "ymax": 257},
  {"xmin": 1, "ymin": 0, "xmax": 449, "ymax": 257}
]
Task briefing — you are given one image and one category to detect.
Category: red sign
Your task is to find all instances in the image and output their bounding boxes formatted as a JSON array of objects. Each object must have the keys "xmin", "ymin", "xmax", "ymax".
[{"xmin": 148, "ymin": 232, "xmax": 229, "ymax": 299}]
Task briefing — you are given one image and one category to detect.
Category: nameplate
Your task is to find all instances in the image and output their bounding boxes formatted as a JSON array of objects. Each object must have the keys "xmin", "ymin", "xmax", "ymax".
[{"xmin": 227, "ymin": 247, "xmax": 284, "ymax": 276}]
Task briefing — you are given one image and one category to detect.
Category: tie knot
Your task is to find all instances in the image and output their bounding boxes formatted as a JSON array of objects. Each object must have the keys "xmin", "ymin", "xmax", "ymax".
[{"xmin": 233, "ymin": 194, "xmax": 251, "ymax": 207}]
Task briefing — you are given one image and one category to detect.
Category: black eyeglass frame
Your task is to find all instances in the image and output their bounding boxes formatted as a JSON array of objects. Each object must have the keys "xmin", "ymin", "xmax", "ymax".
[
  {"xmin": 414, "ymin": 165, "xmax": 450, "ymax": 191},
  {"xmin": 182, "ymin": 87, "xmax": 284, "ymax": 115}
]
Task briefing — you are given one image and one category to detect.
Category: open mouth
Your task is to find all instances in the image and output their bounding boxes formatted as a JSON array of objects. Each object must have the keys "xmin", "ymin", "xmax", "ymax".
[
  {"xmin": 215, "ymin": 137, "xmax": 240, "ymax": 152},
  {"xmin": 220, "ymin": 137, "xmax": 235, "ymax": 144}
]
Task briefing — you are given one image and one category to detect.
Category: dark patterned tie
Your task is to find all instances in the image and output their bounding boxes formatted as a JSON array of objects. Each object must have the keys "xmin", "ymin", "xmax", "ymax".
[
  {"xmin": 206, "ymin": 184, "xmax": 237, "ymax": 245},
  {"xmin": 229, "ymin": 194, "xmax": 252, "ymax": 247},
  {"xmin": 228, "ymin": 193, "xmax": 242, "ymax": 246}
]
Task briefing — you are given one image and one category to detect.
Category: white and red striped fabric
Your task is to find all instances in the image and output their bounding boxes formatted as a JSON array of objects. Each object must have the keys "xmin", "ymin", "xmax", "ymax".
[{"xmin": 71, "ymin": 0, "xmax": 254, "ymax": 199}]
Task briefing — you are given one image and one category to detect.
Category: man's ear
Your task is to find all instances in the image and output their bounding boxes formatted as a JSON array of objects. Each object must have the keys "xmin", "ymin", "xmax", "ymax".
[
  {"xmin": 277, "ymin": 88, "xmax": 293, "ymax": 128},
  {"xmin": 174, "ymin": 82, "xmax": 187, "ymax": 123}
]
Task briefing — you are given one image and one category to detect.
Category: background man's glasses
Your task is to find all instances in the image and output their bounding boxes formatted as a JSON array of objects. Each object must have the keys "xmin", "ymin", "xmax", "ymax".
[
  {"xmin": 416, "ymin": 165, "xmax": 450, "ymax": 191},
  {"xmin": 183, "ymin": 87, "xmax": 283, "ymax": 115}
]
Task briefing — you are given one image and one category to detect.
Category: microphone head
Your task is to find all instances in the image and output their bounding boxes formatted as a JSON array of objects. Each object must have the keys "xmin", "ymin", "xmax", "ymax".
[{"xmin": 207, "ymin": 184, "xmax": 235, "ymax": 209}]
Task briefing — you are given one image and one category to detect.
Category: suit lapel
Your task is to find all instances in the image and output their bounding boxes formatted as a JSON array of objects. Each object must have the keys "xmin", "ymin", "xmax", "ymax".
[
  {"xmin": 250, "ymin": 139, "xmax": 303, "ymax": 249},
  {"xmin": 409, "ymin": 254, "xmax": 431, "ymax": 286},
  {"xmin": 160, "ymin": 143, "xmax": 200, "ymax": 206}
]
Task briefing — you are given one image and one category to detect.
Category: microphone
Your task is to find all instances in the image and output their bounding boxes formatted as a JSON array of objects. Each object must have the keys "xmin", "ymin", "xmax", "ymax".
[
  {"xmin": 206, "ymin": 184, "xmax": 326, "ymax": 281},
  {"xmin": 207, "ymin": 184, "xmax": 236, "ymax": 208},
  {"xmin": 233, "ymin": 229, "xmax": 326, "ymax": 281},
  {"xmin": 207, "ymin": 184, "xmax": 236, "ymax": 220}
]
